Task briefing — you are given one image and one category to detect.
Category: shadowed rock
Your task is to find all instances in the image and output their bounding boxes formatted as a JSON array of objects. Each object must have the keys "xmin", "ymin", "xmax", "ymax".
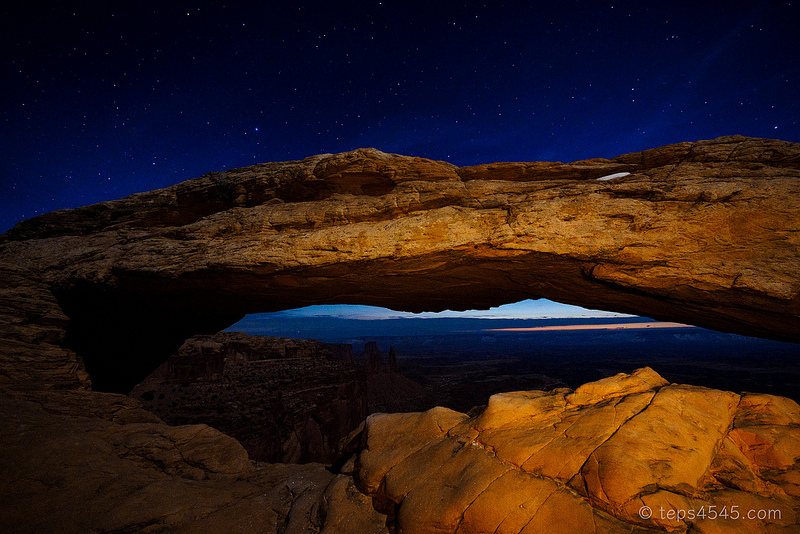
[
  {"xmin": 130, "ymin": 332, "xmax": 434, "ymax": 463},
  {"xmin": 0, "ymin": 387, "xmax": 388, "ymax": 533}
]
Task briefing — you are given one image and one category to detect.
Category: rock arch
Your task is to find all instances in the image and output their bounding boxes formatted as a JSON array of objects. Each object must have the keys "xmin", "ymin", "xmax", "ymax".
[
  {"xmin": 1, "ymin": 135, "xmax": 799, "ymax": 393},
  {"xmin": 2, "ymin": 136, "xmax": 800, "ymax": 533}
]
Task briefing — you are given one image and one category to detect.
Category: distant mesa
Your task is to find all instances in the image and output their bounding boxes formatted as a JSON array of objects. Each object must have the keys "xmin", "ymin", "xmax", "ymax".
[
  {"xmin": 1, "ymin": 135, "xmax": 799, "ymax": 532},
  {"xmin": 484, "ymin": 320, "xmax": 694, "ymax": 332}
]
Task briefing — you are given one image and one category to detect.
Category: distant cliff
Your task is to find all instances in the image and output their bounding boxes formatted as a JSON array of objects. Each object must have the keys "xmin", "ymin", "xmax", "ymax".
[{"xmin": 131, "ymin": 333, "xmax": 435, "ymax": 463}]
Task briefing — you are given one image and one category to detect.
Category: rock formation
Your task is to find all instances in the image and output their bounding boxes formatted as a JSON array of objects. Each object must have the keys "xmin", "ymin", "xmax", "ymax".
[
  {"xmin": 1, "ymin": 135, "xmax": 799, "ymax": 532},
  {"xmin": 340, "ymin": 367, "xmax": 800, "ymax": 533},
  {"xmin": 131, "ymin": 333, "xmax": 366, "ymax": 463},
  {"xmin": 131, "ymin": 332, "xmax": 434, "ymax": 463},
  {"xmin": 1, "ymin": 135, "xmax": 799, "ymax": 393},
  {"xmin": 0, "ymin": 386, "xmax": 388, "ymax": 533}
]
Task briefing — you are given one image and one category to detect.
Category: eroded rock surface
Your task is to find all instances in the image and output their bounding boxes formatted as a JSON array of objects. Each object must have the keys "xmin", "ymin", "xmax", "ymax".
[
  {"xmin": 0, "ymin": 387, "xmax": 388, "ymax": 534},
  {"xmin": 343, "ymin": 368, "xmax": 800, "ymax": 533},
  {"xmin": 131, "ymin": 333, "xmax": 366, "ymax": 464},
  {"xmin": 3, "ymin": 363, "xmax": 800, "ymax": 532}
]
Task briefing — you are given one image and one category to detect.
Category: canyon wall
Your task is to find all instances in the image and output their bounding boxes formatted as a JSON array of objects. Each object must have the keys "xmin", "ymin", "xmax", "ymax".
[{"xmin": 131, "ymin": 333, "xmax": 434, "ymax": 463}]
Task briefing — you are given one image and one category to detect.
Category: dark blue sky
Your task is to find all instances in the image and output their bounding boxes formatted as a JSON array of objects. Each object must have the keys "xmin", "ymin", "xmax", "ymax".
[{"xmin": 2, "ymin": 0, "xmax": 798, "ymax": 232}]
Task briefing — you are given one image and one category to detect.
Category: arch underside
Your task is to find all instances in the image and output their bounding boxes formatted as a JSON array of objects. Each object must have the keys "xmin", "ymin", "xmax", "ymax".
[
  {"xmin": 2, "ymin": 136, "xmax": 799, "ymax": 392},
  {"xmin": 54, "ymin": 245, "xmax": 799, "ymax": 392}
]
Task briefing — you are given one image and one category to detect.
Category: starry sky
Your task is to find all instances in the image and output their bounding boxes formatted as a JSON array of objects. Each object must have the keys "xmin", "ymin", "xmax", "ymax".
[{"xmin": 2, "ymin": 0, "xmax": 798, "ymax": 234}]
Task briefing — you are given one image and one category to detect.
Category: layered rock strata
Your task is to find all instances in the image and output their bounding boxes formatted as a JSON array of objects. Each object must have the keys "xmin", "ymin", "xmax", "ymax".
[
  {"xmin": 132, "ymin": 333, "xmax": 366, "ymax": 463},
  {"xmin": 131, "ymin": 333, "xmax": 432, "ymax": 463}
]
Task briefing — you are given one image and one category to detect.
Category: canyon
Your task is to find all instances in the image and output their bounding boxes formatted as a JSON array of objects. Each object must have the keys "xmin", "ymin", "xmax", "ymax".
[
  {"xmin": 1, "ymin": 135, "xmax": 799, "ymax": 532},
  {"xmin": 131, "ymin": 333, "xmax": 435, "ymax": 463}
]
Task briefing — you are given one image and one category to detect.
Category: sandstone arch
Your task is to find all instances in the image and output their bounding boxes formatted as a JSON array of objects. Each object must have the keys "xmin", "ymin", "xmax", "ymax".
[
  {"xmin": 2, "ymin": 136, "xmax": 800, "ymax": 533},
  {"xmin": 1, "ymin": 135, "xmax": 799, "ymax": 393}
]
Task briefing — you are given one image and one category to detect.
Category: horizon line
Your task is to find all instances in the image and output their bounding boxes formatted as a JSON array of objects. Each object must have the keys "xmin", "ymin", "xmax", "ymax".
[{"xmin": 482, "ymin": 321, "xmax": 696, "ymax": 333}]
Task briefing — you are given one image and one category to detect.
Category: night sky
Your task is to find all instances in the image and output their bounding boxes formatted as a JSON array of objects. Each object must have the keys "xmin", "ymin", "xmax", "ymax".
[{"xmin": 2, "ymin": 1, "xmax": 798, "ymax": 232}]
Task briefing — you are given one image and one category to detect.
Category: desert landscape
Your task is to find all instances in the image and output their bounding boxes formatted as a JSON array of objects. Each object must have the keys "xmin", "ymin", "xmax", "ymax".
[{"xmin": 1, "ymin": 136, "xmax": 799, "ymax": 532}]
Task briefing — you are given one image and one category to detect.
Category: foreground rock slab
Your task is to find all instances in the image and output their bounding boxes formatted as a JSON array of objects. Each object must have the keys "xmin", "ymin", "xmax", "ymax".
[
  {"xmin": 2, "ymin": 367, "xmax": 799, "ymax": 533},
  {"xmin": 343, "ymin": 367, "xmax": 800, "ymax": 533},
  {"xmin": 0, "ymin": 387, "xmax": 388, "ymax": 534}
]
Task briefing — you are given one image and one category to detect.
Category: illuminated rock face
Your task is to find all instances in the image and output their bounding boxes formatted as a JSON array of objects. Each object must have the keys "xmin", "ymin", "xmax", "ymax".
[
  {"xmin": 2, "ymin": 135, "xmax": 799, "ymax": 391},
  {"xmin": 345, "ymin": 368, "xmax": 800, "ymax": 533},
  {"xmin": 1, "ymin": 136, "xmax": 799, "ymax": 532},
  {"xmin": 3, "ymin": 366, "xmax": 799, "ymax": 533}
]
